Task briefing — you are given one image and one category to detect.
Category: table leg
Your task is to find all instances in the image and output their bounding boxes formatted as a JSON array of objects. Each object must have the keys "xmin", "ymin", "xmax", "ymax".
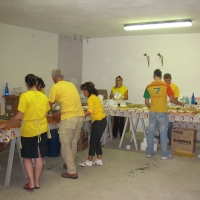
[
  {"xmin": 130, "ymin": 118, "xmax": 139, "ymax": 142},
  {"xmin": 16, "ymin": 137, "xmax": 27, "ymax": 178},
  {"xmin": 129, "ymin": 118, "xmax": 138, "ymax": 150},
  {"xmin": 103, "ymin": 117, "xmax": 109, "ymax": 146},
  {"xmin": 108, "ymin": 116, "xmax": 113, "ymax": 142},
  {"xmin": 141, "ymin": 118, "xmax": 147, "ymax": 138},
  {"xmin": 119, "ymin": 117, "xmax": 129, "ymax": 148},
  {"xmin": 4, "ymin": 138, "xmax": 16, "ymax": 187}
]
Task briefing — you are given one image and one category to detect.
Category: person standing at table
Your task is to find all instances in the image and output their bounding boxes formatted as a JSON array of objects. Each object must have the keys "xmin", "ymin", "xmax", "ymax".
[
  {"xmin": 36, "ymin": 77, "xmax": 46, "ymax": 94},
  {"xmin": 164, "ymin": 73, "xmax": 180, "ymax": 146},
  {"xmin": 49, "ymin": 69, "xmax": 84, "ymax": 179},
  {"xmin": 109, "ymin": 76, "xmax": 128, "ymax": 138},
  {"xmin": 143, "ymin": 69, "xmax": 184, "ymax": 160},
  {"xmin": 0, "ymin": 74, "xmax": 50, "ymax": 190},
  {"xmin": 79, "ymin": 82, "xmax": 107, "ymax": 167}
]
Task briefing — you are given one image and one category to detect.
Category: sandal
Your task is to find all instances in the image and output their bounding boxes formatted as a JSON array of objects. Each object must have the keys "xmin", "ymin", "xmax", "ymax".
[
  {"xmin": 24, "ymin": 183, "xmax": 35, "ymax": 190},
  {"xmin": 35, "ymin": 185, "xmax": 40, "ymax": 189}
]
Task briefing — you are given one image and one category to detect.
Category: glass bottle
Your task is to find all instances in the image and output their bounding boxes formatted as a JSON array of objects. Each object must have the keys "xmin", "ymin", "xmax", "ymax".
[
  {"xmin": 191, "ymin": 93, "xmax": 195, "ymax": 105},
  {"xmin": 5, "ymin": 82, "xmax": 9, "ymax": 96}
]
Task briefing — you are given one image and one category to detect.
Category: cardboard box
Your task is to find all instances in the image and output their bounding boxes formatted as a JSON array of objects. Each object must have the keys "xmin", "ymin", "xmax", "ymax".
[
  {"xmin": 3, "ymin": 95, "xmax": 19, "ymax": 114},
  {"xmin": 171, "ymin": 128, "xmax": 197, "ymax": 153},
  {"xmin": 77, "ymin": 128, "xmax": 88, "ymax": 151}
]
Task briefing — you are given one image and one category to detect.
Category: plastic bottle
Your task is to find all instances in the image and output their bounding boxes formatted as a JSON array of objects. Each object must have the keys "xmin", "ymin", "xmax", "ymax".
[
  {"xmin": 4, "ymin": 82, "xmax": 9, "ymax": 96},
  {"xmin": 185, "ymin": 96, "xmax": 190, "ymax": 104},
  {"xmin": 191, "ymin": 93, "xmax": 195, "ymax": 104}
]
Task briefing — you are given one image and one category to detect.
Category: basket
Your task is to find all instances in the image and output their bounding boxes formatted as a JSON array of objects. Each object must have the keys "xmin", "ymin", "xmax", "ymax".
[{"xmin": 0, "ymin": 142, "xmax": 8, "ymax": 152}]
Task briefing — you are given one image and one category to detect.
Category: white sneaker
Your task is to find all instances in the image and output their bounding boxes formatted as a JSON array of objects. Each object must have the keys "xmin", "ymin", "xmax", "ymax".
[
  {"xmin": 161, "ymin": 155, "xmax": 173, "ymax": 160},
  {"xmin": 79, "ymin": 160, "xmax": 93, "ymax": 167},
  {"xmin": 93, "ymin": 159, "xmax": 103, "ymax": 166},
  {"xmin": 146, "ymin": 153, "xmax": 155, "ymax": 158}
]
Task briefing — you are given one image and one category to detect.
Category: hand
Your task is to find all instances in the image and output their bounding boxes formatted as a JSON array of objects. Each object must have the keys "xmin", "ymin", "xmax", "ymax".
[
  {"xmin": 0, "ymin": 124, "xmax": 5, "ymax": 129},
  {"xmin": 181, "ymin": 102, "xmax": 185, "ymax": 107}
]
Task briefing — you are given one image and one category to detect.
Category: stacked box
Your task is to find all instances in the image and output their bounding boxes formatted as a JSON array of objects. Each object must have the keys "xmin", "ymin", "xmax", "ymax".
[{"xmin": 171, "ymin": 128, "xmax": 197, "ymax": 153}]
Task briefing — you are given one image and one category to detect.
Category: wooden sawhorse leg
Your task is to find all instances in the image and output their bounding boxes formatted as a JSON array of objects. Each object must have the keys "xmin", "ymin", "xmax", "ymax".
[{"xmin": 4, "ymin": 137, "xmax": 27, "ymax": 187}]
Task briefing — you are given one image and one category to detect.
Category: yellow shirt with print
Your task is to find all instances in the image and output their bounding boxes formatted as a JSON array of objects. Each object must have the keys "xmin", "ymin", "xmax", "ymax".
[
  {"xmin": 18, "ymin": 91, "xmax": 50, "ymax": 137},
  {"xmin": 111, "ymin": 85, "xmax": 128, "ymax": 98},
  {"xmin": 49, "ymin": 81, "xmax": 84, "ymax": 120},
  {"xmin": 87, "ymin": 94, "xmax": 106, "ymax": 121}
]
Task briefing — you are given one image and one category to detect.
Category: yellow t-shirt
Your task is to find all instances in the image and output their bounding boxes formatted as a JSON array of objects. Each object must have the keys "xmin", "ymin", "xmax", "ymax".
[
  {"xmin": 143, "ymin": 80, "xmax": 174, "ymax": 112},
  {"xmin": 18, "ymin": 91, "xmax": 50, "ymax": 137},
  {"xmin": 49, "ymin": 81, "xmax": 84, "ymax": 120},
  {"xmin": 170, "ymin": 83, "xmax": 180, "ymax": 98},
  {"xmin": 40, "ymin": 88, "xmax": 45, "ymax": 94},
  {"xmin": 111, "ymin": 85, "xmax": 128, "ymax": 99},
  {"xmin": 87, "ymin": 94, "xmax": 106, "ymax": 121}
]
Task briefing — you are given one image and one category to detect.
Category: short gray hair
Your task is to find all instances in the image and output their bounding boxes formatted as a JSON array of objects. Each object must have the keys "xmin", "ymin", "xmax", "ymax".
[{"xmin": 51, "ymin": 69, "xmax": 64, "ymax": 78}]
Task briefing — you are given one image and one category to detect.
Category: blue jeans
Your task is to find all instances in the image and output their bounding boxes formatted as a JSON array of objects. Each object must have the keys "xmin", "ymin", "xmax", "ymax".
[
  {"xmin": 146, "ymin": 112, "xmax": 169, "ymax": 157},
  {"xmin": 158, "ymin": 121, "xmax": 173, "ymax": 142},
  {"xmin": 167, "ymin": 122, "xmax": 173, "ymax": 142}
]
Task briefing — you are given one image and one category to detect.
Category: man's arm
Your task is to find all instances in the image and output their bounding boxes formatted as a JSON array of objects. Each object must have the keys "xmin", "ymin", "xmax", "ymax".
[
  {"xmin": 145, "ymin": 98, "xmax": 151, "ymax": 108},
  {"xmin": 170, "ymin": 96, "xmax": 178, "ymax": 103},
  {"xmin": 169, "ymin": 96, "xmax": 184, "ymax": 106}
]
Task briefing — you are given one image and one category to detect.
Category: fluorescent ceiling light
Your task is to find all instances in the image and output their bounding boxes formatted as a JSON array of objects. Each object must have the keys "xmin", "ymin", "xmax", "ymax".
[{"xmin": 124, "ymin": 20, "xmax": 192, "ymax": 31}]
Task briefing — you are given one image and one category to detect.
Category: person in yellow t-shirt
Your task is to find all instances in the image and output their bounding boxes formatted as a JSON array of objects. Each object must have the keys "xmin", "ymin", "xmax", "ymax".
[
  {"xmin": 49, "ymin": 69, "xmax": 84, "ymax": 179},
  {"xmin": 0, "ymin": 74, "xmax": 50, "ymax": 190},
  {"xmin": 36, "ymin": 77, "xmax": 46, "ymax": 94},
  {"xmin": 109, "ymin": 76, "xmax": 128, "ymax": 138},
  {"xmin": 79, "ymin": 82, "xmax": 107, "ymax": 167},
  {"xmin": 164, "ymin": 73, "xmax": 180, "ymax": 145}
]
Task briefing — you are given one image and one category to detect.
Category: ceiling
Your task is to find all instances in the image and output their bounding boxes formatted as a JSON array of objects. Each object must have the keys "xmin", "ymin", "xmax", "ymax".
[{"xmin": 0, "ymin": 0, "xmax": 200, "ymax": 39}]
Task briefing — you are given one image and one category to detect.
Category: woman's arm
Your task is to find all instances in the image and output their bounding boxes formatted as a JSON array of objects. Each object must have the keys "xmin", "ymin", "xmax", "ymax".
[
  {"xmin": 84, "ymin": 110, "xmax": 91, "ymax": 116},
  {"xmin": 0, "ymin": 111, "xmax": 24, "ymax": 129},
  {"xmin": 124, "ymin": 90, "xmax": 128, "ymax": 100},
  {"xmin": 109, "ymin": 91, "xmax": 114, "ymax": 99}
]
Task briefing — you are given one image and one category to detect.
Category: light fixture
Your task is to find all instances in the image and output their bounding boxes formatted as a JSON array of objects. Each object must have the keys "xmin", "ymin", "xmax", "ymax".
[
  {"xmin": 157, "ymin": 53, "xmax": 163, "ymax": 66},
  {"xmin": 144, "ymin": 53, "xmax": 150, "ymax": 67},
  {"xmin": 124, "ymin": 20, "xmax": 192, "ymax": 31}
]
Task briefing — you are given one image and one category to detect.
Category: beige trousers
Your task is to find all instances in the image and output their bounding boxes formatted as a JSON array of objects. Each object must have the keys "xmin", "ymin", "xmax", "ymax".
[{"xmin": 59, "ymin": 116, "xmax": 84, "ymax": 174}]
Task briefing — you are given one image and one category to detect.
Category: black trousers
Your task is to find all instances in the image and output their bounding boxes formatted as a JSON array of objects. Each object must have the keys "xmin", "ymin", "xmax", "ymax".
[
  {"xmin": 89, "ymin": 117, "xmax": 107, "ymax": 156},
  {"xmin": 113, "ymin": 116, "xmax": 125, "ymax": 138}
]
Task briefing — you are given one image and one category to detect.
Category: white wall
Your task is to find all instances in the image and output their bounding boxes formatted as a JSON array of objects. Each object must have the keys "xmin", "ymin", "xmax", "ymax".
[
  {"xmin": 0, "ymin": 23, "xmax": 58, "ymax": 113},
  {"xmin": 82, "ymin": 33, "xmax": 200, "ymax": 103},
  {"xmin": 58, "ymin": 35, "xmax": 83, "ymax": 91}
]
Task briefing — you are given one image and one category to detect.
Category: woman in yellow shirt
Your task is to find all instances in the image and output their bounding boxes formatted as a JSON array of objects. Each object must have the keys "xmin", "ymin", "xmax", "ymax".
[
  {"xmin": 79, "ymin": 82, "xmax": 107, "ymax": 167},
  {"xmin": 0, "ymin": 74, "xmax": 50, "ymax": 190},
  {"xmin": 36, "ymin": 77, "xmax": 46, "ymax": 94},
  {"xmin": 109, "ymin": 76, "xmax": 128, "ymax": 138},
  {"xmin": 36, "ymin": 77, "xmax": 45, "ymax": 94}
]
